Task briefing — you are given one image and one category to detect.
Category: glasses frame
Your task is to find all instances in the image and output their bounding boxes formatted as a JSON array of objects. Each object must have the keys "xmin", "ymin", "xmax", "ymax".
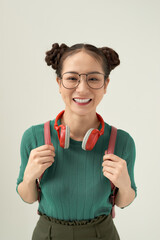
[{"xmin": 60, "ymin": 71, "xmax": 107, "ymax": 90}]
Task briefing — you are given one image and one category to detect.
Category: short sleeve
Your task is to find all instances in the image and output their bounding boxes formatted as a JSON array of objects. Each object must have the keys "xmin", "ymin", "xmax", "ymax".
[
  {"xmin": 120, "ymin": 133, "xmax": 137, "ymax": 208},
  {"xmin": 16, "ymin": 126, "xmax": 36, "ymax": 195}
]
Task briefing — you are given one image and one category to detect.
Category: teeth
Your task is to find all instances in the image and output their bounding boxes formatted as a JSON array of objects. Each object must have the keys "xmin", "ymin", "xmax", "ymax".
[{"xmin": 74, "ymin": 98, "xmax": 91, "ymax": 103}]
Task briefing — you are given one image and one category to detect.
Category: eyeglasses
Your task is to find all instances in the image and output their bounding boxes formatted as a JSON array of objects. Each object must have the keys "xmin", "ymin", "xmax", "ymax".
[{"xmin": 60, "ymin": 72, "xmax": 107, "ymax": 89}]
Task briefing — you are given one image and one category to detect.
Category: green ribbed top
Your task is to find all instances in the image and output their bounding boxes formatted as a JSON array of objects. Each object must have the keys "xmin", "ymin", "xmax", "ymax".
[{"xmin": 16, "ymin": 117, "xmax": 137, "ymax": 221}]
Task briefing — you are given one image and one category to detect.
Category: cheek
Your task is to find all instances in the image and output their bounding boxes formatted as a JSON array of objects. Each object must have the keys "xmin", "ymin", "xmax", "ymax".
[
  {"xmin": 60, "ymin": 90, "xmax": 73, "ymax": 103},
  {"xmin": 95, "ymin": 92, "xmax": 104, "ymax": 103}
]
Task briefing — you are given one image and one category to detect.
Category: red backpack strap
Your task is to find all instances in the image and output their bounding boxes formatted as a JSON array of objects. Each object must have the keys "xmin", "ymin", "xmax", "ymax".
[
  {"xmin": 36, "ymin": 121, "xmax": 51, "ymax": 205},
  {"xmin": 44, "ymin": 120, "xmax": 52, "ymax": 145},
  {"xmin": 105, "ymin": 125, "xmax": 118, "ymax": 218}
]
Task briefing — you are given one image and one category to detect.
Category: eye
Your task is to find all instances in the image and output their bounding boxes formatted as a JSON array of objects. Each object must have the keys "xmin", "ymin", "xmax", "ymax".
[
  {"xmin": 68, "ymin": 77, "xmax": 77, "ymax": 81},
  {"xmin": 88, "ymin": 78, "xmax": 99, "ymax": 81},
  {"xmin": 64, "ymin": 74, "xmax": 79, "ymax": 81}
]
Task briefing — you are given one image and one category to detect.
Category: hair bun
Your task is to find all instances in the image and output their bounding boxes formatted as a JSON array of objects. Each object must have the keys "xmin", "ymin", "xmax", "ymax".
[
  {"xmin": 100, "ymin": 47, "xmax": 120, "ymax": 71},
  {"xmin": 45, "ymin": 43, "xmax": 68, "ymax": 70}
]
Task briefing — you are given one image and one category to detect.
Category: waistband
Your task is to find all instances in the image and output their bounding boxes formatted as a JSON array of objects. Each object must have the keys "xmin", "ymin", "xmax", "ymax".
[{"xmin": 38, "ymin": 212, "xmax": 109, "ymax": 227}]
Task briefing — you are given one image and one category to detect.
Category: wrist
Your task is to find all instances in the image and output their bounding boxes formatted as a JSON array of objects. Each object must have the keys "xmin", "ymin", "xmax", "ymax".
[
  {"xmin": 115, "ymin": 185, "xmax": 135, "ymax": 208},
  {"xmin": 118, "ymin": 184, "xmax": 131, "ymax": 195},
  {"xmin": 23, "ymin": 174, "xmax": 36, "ymax": 186}
]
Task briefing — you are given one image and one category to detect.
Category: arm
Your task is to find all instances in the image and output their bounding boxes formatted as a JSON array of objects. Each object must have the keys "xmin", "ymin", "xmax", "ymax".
[
  {"xmin": 17, "ymin": 178, "xmax": 38, "ymax": 204},
  {"xmin": 17, "ymin": 144, "xmax": 55, "ymax": 203},
  {"xmin": 16, "ymin": 127, "xmax": 55, "ymax": 204},
  {"xmin": 102, "ymin": 133, "xmax": 137, "ymax": 209},
  {"xmin": 115, "ymin": 186, "xmax": 135, "ymax": 208},
  {"xmin": 115, "ymin": 133, "xmax": 137, "ymax": 208}
]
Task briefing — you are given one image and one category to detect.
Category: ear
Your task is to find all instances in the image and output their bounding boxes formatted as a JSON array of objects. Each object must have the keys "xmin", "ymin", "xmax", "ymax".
[
  {"xmin": 56, "ymin": 77, "xmax": 62, "ymax": 93},
  {"xmin": 104, "ymin": 78, "xmax": 110, "ymax": 94},
  {"xmin": 56, "ymin": 76, "xmax": 61, "ymax": 85}
]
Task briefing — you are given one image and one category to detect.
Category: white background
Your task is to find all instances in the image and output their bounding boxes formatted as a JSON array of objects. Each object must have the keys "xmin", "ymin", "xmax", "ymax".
[{"xmin": 1, "ymin": 0, "xmax": 160, "ymax": 239}]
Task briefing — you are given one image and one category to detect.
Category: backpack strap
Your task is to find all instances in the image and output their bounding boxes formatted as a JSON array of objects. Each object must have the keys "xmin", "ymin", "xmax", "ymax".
[
  {"xmin": 36, "ymin": 120, "xmax": 52, "ymax": 204},
  {"xmin": 105, "ymin": 125, "xmax": 118, "ymax": 219}
]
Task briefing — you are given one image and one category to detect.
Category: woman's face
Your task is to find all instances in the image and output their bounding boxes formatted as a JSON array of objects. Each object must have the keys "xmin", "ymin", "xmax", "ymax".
[{"xmin": 56, "ymin": 50, "xmax": 109, "ymax": 116}]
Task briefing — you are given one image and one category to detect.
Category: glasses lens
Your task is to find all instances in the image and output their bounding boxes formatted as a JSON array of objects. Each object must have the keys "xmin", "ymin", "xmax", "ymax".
[
  {"xmin": 62, "ymin": 73, "xmax": 79, "ymax": 89},
  {"xmin": 62, "ymin": 72, "xmax": 105, "ymax": 89},
  {"xmin": 87, "ymin": 73, "xmax": 104, "ymax": 89}
]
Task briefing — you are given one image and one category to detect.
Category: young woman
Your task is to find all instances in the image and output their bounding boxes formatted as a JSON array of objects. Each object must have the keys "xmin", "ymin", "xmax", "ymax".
[{"xmin": 16, "ymin": 43, "xmax": 137, "ymax": 240}]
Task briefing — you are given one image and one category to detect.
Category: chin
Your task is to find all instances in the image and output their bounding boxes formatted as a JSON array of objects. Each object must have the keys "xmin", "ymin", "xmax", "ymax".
[{"xmin": 70, "ymin": 106, "xmax": 95, "ymax": 116}]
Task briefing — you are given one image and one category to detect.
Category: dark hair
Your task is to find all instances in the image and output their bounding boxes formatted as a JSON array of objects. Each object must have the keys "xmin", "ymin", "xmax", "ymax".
[{"xmin": 45, "ymin": 43, "xmax": 120, "ymax": 79}]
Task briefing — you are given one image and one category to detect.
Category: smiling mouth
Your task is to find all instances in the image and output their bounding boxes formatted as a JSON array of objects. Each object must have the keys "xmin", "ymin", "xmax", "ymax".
[{"xmin": 73, "ymin": 98, "xmax": 92, "ymax": 103}]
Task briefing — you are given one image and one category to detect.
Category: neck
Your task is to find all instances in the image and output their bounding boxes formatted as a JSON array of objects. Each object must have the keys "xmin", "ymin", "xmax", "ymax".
[{"xmin": 61, "ymin": 109, "xmax": 100, "ymax": 141}]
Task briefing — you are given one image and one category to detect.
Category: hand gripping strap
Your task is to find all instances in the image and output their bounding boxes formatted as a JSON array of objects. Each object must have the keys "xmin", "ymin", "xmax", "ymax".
[
  {"xmin": 106, "ymin": 126, "xmax": 117, "ymax": 218},
  {"xmin": 37, "ymin": 121, "xmax": 52, "ymax": 204}
]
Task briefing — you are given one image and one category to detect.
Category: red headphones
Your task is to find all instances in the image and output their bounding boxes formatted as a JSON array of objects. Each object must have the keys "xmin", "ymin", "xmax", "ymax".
[{"xmin": 54, "ymin": 110, "xmax": 105, "ymax": 150}]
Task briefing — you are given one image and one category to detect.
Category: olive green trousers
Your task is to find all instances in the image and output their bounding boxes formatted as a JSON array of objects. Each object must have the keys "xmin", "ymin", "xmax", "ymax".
[{"xmin": 32, "ymin": 213, "xmax": 120, "ymax": 240}]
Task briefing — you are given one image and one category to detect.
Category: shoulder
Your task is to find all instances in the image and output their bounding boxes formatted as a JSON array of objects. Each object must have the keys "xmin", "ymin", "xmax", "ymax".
[
  {"xmin": 32, "ymin": 122, "xmax": 45, "ymax": 137},
  {"xmin": 23, "ymin": 119, "xmax": 56, "ymax": 147},
  {"xmin": 104, "ymin": 122, "xmax": 135, "ymax": 156},
  {"xmin": 104, "ymin": 121, "xmax": 133, "ymax": 143},
  {"xmin": 20, "ymin": 125, "xmax": 35, "ymax": 147},
  {"xmin": 20, "ymin": 125, "xmax": 37, "ymax": 155},
  {"xmin": 104, "ymin": 119, "xmax": 135, "ymax": 145},
  {"xmin": 32, "ymin": 119, "xmax": 56, "ymax": 133},
  {"xmin": 116, "ymin": 127, "xmax": 136, "ymax": 158},
  {"xmin": 117, "ymin": 128, "xmax": 134, "ymax": 143},
  {"xmin": 20, "ymin": 121, "xmax": 47, "ymax": 148}
]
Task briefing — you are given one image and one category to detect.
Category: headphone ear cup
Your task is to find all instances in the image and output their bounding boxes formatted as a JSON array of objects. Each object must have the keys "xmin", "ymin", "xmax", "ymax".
[
  {"xmin": 59, "ymin": 126, "xmax": 66, "ymax": 148},
  {"xmin": 82, "ymin": 128, "xmax": 100, "ymax": 150},
  {"xmin": 59, "ymin": 125, "xmax": 70, "ymax": 148},
  {"xmin": 64, "ymin": 125, "xmax": 70, "ymax": 149},
  {"xmin": 82, "ymin": 128, "xmax": 95, "ymax": 150}
]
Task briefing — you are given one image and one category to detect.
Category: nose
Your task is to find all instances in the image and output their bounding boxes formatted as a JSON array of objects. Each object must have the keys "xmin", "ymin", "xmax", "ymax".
[{"xmin": 76, "ymin": 75, "xmax": 90, "ymax": 92}]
